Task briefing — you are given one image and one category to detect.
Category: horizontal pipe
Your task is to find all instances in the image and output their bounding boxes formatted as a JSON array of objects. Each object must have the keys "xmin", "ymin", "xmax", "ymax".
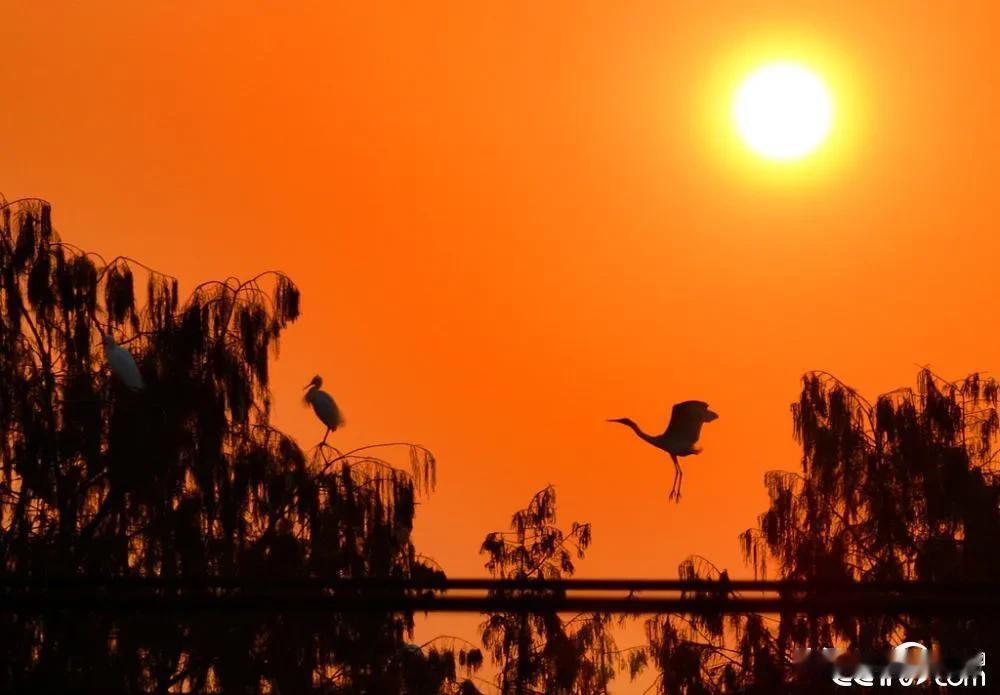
[
  {"xmin": 2, "ymin": 593, "xmax": 999, "ymax": 615},
  {"xmin": 2, "ymin": 577, "xmax": 1000, "ymax": 593}
]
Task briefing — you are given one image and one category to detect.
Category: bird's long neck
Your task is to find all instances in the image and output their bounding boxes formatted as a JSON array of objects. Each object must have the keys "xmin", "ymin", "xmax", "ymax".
[{"xmin": 614, "ymin": 418, "xmax": 656, "ymax": 445}]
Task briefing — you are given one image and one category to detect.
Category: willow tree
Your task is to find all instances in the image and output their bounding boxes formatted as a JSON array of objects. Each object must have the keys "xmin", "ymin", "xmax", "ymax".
[
  {"xmin": 628, "ymin": 554, "xmax": 788, "ymax": 695},
  {"xmin": 480, "ymin": 486, "xmax": 616, "ymax": 695},
  {"xmin": 637, "ymin": 369, "xmax": 1000, "ymax": 694},
  {"xmin": 0, "ymin": 198, "xmax": 479, "ymax": 693},
  {"xmin": 743, "ymin": 370, "xmax": 1000, "ymax": 672}
]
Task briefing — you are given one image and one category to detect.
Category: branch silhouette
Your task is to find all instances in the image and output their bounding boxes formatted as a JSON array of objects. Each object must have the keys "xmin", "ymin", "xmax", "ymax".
[{"xmin": 0, "ymin": 198, "xmax": 480, "ymax": 694}]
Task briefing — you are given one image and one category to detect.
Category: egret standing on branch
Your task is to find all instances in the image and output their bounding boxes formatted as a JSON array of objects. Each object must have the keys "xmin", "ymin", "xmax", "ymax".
[
  {"xmin": 608, "ymin": 401, "xmax": 719, "ymax": 501},
  {"xmin": 304, "ymin": 375, "xmax": 343, "ymax": 445},
  {"xmin": 102, "ymin": 333, "xmax": 144, "ymax": 391}
]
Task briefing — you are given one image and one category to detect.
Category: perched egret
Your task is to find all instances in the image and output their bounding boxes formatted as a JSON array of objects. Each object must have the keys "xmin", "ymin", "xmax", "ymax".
[
  {"xmin": 608, "ymin": 401, "xmax": 719, "ymax": 501},
  {"xmin": 304, "ymin": 375, "xmax": 343, "ymax": 444},
  {"xmin": 102, "ymin": 334, "xmax": 144, "ymax": 391}
]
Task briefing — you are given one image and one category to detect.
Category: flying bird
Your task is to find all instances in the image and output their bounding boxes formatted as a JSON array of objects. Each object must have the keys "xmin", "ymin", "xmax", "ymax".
[
  {"xmin": 102, "ymin": 333, "xmax": 144, "ymax": 391},
  {"xmin": 304, "ymin": 375, "xmax": 343, "ymax": 444},
  {"xmin": 608, "ymin": 401, "xmax": 719, "ymax": 501}
]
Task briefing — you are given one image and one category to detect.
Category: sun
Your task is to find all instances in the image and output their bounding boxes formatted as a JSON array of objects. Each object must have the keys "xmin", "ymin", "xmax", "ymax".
[{"xmin": 733, "ymin": 62, "xmax": 833, "ymax": 161}]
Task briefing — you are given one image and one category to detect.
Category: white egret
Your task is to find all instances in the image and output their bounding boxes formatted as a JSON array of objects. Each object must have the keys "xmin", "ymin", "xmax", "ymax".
[
  {"xmin": 102, "ymin": 333, "xmax": 144, "ymax": 391},
  {"xmin": 304, "ymin": 375, "xmax": 343, "ymax": 444},
  {"xmin": 608, "ymin": 401, "xmax": 719, "ymax": 501}
]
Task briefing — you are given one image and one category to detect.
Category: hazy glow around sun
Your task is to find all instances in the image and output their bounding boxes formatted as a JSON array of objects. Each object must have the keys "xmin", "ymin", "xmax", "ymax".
[{"xmin": 733, "ymin": 62, "xmax": 833, "ymax": 161}]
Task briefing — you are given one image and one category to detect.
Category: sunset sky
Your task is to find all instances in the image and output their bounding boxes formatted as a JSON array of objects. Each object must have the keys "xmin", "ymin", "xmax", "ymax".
[{"xmin": 5, "ymin": 0, "xmax": 1000, "ymax": 639}]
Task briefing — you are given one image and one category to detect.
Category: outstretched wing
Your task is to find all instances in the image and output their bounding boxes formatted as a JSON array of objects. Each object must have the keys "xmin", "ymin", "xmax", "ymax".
[{"xmin": 663, "ymin": 401, "xmax": 718, "ymax": 446}]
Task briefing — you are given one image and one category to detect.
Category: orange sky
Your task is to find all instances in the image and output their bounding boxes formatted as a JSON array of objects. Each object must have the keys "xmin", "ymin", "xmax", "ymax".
[{"xmin": 5, "ymin": 2, "xmax": 1000, "ymax": 674}]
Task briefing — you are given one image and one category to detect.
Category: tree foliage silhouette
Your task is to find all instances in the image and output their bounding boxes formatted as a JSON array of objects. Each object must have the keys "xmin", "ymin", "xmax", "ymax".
[
  {"xmin": 741, "ymin": 370, "xmax": 1000, "ymax": 684},
  {"xmin": 635, "ymin": 369, "xmax": 1000, "ymax": 693},
  {"xmin": 5, "ymin": 197, "xmax": 995, "ymax": 693},
  {"xmin": 0, "ymin": 198, "xmax": 480, "ymax": 693},
  {"xmin": 480, "ymin": 486, "xmax": 616, "ymax": 694},
  {"xmin": 634, "ymin": 555, "xmax": 788, "ymax": 695}
]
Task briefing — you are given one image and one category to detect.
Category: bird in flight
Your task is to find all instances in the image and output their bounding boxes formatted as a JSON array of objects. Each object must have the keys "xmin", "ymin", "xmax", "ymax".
[
  {"xmin": 304, "ymin": 375, "xmax": 343, "ymax": 445},
  {"xmin": 608, "ymin": 401, "xmax": 719, "ymax": 501}
]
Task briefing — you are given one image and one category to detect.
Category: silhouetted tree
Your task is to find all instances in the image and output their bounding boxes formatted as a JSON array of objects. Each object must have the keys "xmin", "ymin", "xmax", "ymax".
[
  {"xmin": 480, "ymin": 486, "xmax": 616, "ymax": 694},
  {"xmin": 636, "ymin": 369, "xmax": 1000, "ymax": 693},
  {"xmin": 0, "ymin": 197, "xmax": 480, "ymax": 693},
  {"xmin": 741, "ymin": 369, "xmax": 1000, "ymax": 687},
  {"xmin": 8, "ymin": 197, "xmax": 994, "ymax": 693},
  {"xmin": 633, "ymin": 553, "xmax": 797, "ymax": 695}
]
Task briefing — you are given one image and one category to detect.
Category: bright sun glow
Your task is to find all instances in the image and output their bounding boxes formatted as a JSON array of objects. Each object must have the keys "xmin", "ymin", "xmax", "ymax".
[{"xmin": 733, "ymin": 62, "xmax": 833, "ymax": 161}]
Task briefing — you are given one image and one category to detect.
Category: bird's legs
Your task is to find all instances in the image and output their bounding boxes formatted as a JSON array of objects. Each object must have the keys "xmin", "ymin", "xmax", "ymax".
[
  {"xmin": 668, "ymin": 454, "xmax": 684, "ymax": 501},
  {"xmin": 321, "ymin": 427, "xmax": 330, "ymax": 446}
]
